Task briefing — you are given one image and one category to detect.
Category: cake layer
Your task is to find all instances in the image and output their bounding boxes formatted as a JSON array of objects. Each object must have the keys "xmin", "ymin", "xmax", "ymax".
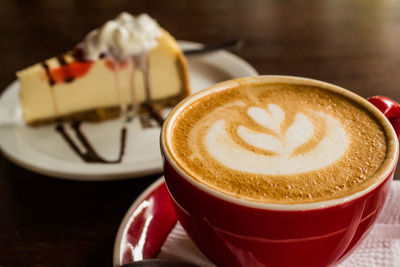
[{"xmin": 17, "ymin": 30, "xmax": 189, "ymax": 125}]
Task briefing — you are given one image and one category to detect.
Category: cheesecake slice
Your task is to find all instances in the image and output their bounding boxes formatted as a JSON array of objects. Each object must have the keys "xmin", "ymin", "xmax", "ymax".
[{"xmin": 17, "ymin": 13, "xmax": 190, "ymax": 126}]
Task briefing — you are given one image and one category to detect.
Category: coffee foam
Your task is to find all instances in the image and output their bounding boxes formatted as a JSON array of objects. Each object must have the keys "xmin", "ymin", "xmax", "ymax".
[{"xmin": 169, "ymin": 83, "xmax": 389, "ymax": 204}]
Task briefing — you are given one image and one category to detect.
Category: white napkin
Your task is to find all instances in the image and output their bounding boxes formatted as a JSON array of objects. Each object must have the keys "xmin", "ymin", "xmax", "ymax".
[{"xmin": 157, "ymin": 181, "xmax": 400, "ymax": 267}]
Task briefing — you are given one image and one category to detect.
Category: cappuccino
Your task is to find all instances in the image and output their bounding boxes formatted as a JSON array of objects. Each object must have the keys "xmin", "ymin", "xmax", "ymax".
[{"xmin": 167, "ymin": 81, "xmax": 391, "ymax": 204}]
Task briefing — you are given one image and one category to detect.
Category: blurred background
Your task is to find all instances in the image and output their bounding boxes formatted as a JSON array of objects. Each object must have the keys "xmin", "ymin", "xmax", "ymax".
[
  {"xmin": 2, "ymin": 0, "xmax": 400, "ymax": 98},
  {"xmin": 1, "ymin": 0, "xmax": 399, "ymax": 266}
]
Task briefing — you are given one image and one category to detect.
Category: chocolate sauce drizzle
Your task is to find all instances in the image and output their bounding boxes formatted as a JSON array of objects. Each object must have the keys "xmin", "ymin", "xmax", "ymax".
[
  {"xmin": 41, "ymin": 61, "xmax": 55, "ymax": 86},
  {"xmin": 137, "ymin": 54, "xmax": 164, "ymax": 127},
  {"xmin": 72, "ymin": 47, "xmax": 86, "ymax": 62},
  {"xmin": 145, "ymin": 103, "xmax": 164, "ymax": 127},
  {"xmin": 49, "ymin": 51, "xmax": 164, "ymax": 164},
  {"xmin": 56, "ymin": 122, "xmax": 127, "ymax": 163},
  {"xmin": 56, "ymin": 55, "xmax": 74, "ymax": 83},
  {"xmin": 42, "ymin": 61, "xmax": 60, "ymax": 115}
]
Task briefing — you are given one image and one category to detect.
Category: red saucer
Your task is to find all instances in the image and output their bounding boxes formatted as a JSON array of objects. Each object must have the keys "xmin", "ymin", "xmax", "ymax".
[
  {"xmin": 113, "ymin": 177, "xmax": 400, "ymax": 267},
  {"xmin": 113, "ymin": 177, "xmax": 177, "ymax": 267}
]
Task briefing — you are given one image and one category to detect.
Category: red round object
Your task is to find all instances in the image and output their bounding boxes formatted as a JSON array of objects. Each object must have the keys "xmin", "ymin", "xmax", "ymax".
[
  {"xmin": 161, "ymin": 76, "xmax": 400, "ymax": 267},
  {"xmin": 163, "ymin": 160, "xmax": 394, "ymax": 267}
]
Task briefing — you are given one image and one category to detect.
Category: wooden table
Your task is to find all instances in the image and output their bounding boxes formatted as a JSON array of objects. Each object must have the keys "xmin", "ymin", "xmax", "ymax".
[{"xmin": 1, "ymin": 0, "xmax": 399, "ymax": 266}]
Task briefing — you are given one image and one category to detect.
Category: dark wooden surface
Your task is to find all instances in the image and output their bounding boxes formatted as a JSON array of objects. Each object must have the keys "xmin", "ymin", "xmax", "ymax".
[{"xmin": 1, "ymin": 0, "xmax": 400, "ymax": 266}]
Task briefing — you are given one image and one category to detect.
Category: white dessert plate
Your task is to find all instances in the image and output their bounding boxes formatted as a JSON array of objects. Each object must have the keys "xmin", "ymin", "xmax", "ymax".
[{"xmin": 0, "ymin": 41, "xmax": 258, "ymax": 181}]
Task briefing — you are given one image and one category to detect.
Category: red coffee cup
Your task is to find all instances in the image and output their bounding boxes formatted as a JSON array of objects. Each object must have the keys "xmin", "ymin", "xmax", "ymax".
[{"xmin": 161, "ymin": 76, "xmax": 400, "ymax": 267}]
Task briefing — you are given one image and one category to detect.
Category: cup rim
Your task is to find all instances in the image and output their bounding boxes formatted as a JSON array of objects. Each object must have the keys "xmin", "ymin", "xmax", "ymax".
[{"xmin": 161, "ymin": 75, "xmax": 399, "ymax": 211}]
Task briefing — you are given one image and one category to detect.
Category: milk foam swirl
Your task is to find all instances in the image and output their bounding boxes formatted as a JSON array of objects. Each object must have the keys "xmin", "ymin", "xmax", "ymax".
[
  {"xmin": 170, "ymin": 83, "xmax": 389, "ymax": 203},
  {"xmin": 201, "ymin": 103, "xmax": 349, "ymax": 175}
]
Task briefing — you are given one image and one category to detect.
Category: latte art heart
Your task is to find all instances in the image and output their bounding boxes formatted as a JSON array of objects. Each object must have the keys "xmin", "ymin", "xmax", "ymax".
[
  {"xmin": 205, "ymin": 104, "xmax": 348, "ymax": 175},
  {"xmin": 168, "ymin": 83, "xmax": 388, "ymax": 204}
]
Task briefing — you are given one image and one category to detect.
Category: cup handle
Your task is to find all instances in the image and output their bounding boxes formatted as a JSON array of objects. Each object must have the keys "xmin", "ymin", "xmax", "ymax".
[{"xmin": 368, "ymin": 96, "xmax": 400, "ymax": 137}]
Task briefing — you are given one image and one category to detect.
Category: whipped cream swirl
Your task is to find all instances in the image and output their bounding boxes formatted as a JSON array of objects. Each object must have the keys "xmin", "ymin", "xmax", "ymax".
[{"xmin": 80, "ymin": 12, "xmax": 162, "ymax": 61}]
